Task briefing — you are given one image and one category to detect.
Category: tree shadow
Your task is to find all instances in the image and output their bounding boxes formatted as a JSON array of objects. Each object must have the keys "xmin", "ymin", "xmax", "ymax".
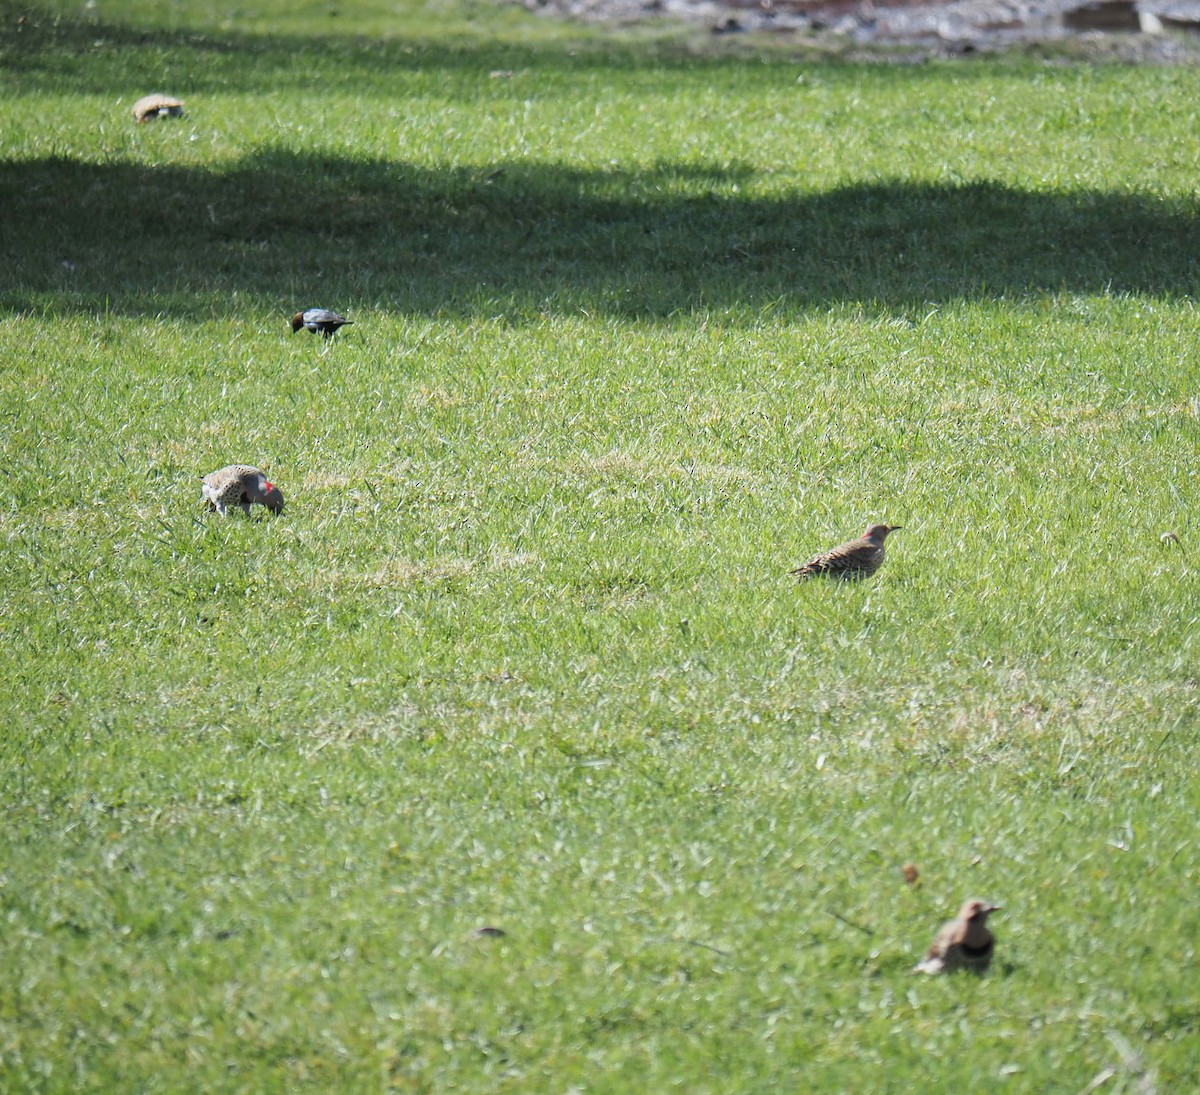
[
  {"xmin": 3, "ymin": 3, "xmax": 1197, "ymax": 319},
  {"xmin": 3, "ymin": 148, "xmax": 1197, "ymax": 321}
]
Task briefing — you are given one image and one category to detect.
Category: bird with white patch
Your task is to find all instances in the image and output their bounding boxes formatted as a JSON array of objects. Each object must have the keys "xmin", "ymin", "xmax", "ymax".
[
  {"xmin": 914, "ymin": 898, "xmax": 1002, "ymax": 974},
  {"xmin": 291, "ymin": 308, "xmax": 352, "ymax": 339}
]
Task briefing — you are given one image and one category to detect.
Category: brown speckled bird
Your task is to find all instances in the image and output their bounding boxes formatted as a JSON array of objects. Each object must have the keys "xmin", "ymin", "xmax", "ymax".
[
  {"xmin": 291, "ymin": 308, "xmax": 352, "ymax": 339},
  {"xmin": 132, "ymin": 94, "xmax": 185, "ymax": 123},
  {"xmin": 791, "ymin": 523, "xmax": 901, "ymax": 580},
  {"xmin": 914, "ymin": 898, "xmax": 1001, "ymax": 975},
  {"xmin": 200, "ymin": 465, "xmax": 284, "ymax": 517}
]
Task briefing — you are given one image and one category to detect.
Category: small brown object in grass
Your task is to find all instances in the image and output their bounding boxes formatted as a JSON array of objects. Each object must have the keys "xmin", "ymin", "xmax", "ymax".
[{"xmin": 132, "ymin": 94, "xmax": 185, "ymax": 123}]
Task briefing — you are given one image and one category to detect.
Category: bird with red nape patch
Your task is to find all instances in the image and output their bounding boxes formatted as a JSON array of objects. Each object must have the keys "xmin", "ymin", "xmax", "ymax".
[{"xmin": 201, "ymin": 465, "xmax": 284, "ymax": 517}]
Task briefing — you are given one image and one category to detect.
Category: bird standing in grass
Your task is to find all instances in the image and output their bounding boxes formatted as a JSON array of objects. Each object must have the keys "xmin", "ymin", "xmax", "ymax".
[
  {"xmin": 914, "ymin": 898, "xmax": 1001, "ymax": 974},
  {"xmin": 791, "ymin": 523, "xmax": 901, "ymax": 580},
  {"xmin": 201, "ymin": 465, "xmax": 284, "ymax": 517},
  {"xmin": 291, "ymin": 308, "xmax": 352, "ymax": 339}
]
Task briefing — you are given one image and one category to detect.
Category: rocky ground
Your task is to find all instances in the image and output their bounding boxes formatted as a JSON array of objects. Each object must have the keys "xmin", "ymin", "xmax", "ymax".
[{"xmin": 515, "ymin": 0, "xmax": 1200, "ymax": 59}]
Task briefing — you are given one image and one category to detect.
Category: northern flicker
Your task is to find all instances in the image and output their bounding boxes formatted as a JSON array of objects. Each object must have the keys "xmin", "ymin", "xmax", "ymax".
[
  {"xmin": 791, "ymin": 523, "xmax": 901, "ymax": 580},
  {"xmin": 913, "ymin": 898, "xmax": 1001, "ymax": 974},
  {"xmin": 132, "ymin": 94, "xmax": 184, "ymax": 123},
  {"xmin": 200, "ymin": 465, "xmax": 284, "ymax": 517},
  {"xmin": 291, "ymin": 308, "xmax": 352, "ymax": 338}
]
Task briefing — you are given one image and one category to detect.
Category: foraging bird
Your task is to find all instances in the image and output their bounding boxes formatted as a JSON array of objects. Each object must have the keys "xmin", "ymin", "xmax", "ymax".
[
  {"xmin": 200, "ymin": 465, "xmax": 284, "ymax": 517},
  {"xmin": 132, "ymin": 94, "xmax": 185, "ymax": 123},
  {"xmin": 291, "ymin": 308, "xmax": 352, "ymax": 339},
  {"xmin": 914, "ymin": 898, "xmax": 1001, "ymax": 975},
  {"xmin": 791, "ymin": 523, "xmax": 901, "ymax": 580}
]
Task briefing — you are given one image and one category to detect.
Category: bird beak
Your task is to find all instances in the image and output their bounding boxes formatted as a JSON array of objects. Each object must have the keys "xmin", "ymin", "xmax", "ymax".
[
  {"xmin": 986, "ymin": 904, "xmax": 1002, "ymax": 912},
  {"xmin": 890, "ymin": 526, "xmax": 903, "ymax": 532}
]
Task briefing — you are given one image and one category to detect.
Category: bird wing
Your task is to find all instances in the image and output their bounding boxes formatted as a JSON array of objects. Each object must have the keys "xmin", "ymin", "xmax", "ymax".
[
  {"xmin": 914, "ymin": 918, "xmax": 962, "ymax": 971},
  {"xmin": 792, "ymin": 539, "xmax": 879, "ymax": 577},
  {"xmin": 791, "ymin": 555, "xmax": 829, "ymax": 577}
]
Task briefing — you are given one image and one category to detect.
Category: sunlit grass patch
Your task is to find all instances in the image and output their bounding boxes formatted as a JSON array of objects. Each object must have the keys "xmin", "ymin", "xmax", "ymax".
[{"xmin": 4, "ymin": 1, "xmax": 1200, "ymax": 1091}]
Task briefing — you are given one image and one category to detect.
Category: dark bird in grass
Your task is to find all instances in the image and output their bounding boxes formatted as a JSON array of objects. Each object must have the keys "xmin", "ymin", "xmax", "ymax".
[
  {"xmin": 291, "ymin": 308, "xmax": 352, "ymax": 339},
  {"xmin": 200, "ymin": 465, "xmax": 284, "ymax": 517},
  {"xmin": 791, "ymin": 523, "xmax": 901, "ymax": 580},
  {"xmin": 469, "ymin": 926, "xmax": 507, "ymax": 939},
  {"xmin": 914, "ymin": 898, "xmax": 1001, "ymax": 975}
]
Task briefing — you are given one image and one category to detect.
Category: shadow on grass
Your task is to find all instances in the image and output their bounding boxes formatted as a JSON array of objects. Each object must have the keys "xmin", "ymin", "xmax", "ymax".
[
  {"xmin": 4, "ymin": 149, "xmax": 1197, "ymax": 320},
  {"xmin": 3, "ymin": 3, "xmax": 1198, "ymax": 319}
]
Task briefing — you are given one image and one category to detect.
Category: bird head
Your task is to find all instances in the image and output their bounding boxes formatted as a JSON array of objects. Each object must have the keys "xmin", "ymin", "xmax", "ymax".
[
  {"xmin": 864, "ymin": 523, "xmax": 901, "ymax": 541},
  {"xmin": 959, "ymin": 899, "xmax": 1001, "ymax": 924},
  {"xmin": 290, "ymin": 313, "xmax": 305, "ymax": 333},
  {"xmin": 249, "ymin": 474, "xmax": 284, "ymax": 514},
  {"xmin": 262, "ymin": 482, "xmax": 284, "ymax": 515}
]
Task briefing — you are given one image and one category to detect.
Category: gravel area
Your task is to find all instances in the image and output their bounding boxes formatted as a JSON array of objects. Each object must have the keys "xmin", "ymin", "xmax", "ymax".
[{"xmin": 514, "ymin": 0, "xmax": 1200, "ymax": 58}]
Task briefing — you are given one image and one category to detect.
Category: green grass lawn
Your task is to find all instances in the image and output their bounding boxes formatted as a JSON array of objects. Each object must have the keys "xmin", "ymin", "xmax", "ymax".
[{"xmin": 3, "ymin": 0, "xmax": 1200, "ymax": 1089}]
